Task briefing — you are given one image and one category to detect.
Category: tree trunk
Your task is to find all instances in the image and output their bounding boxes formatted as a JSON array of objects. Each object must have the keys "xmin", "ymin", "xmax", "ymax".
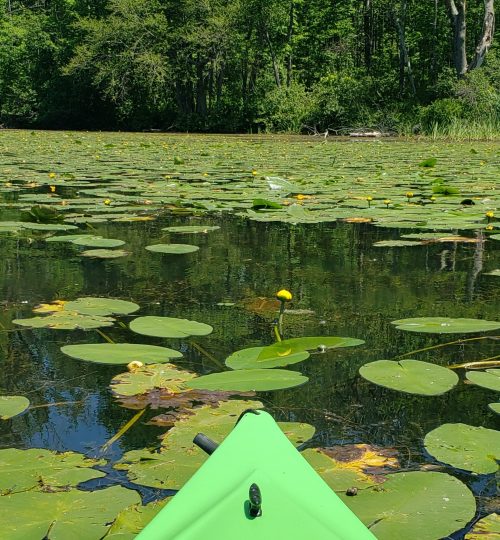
[
  {"xmin": 264, "ymin": 27, "xmax": 281, "ymax": 88},
  {"xmin": 468, "ymin": 0, "xmax": 495, "ymax": 71},
  {"xmin": 394, "ymin": 1, "xmax": 416, "ymax": 97},
  {"xmin": 446, "ymin": 0, "xmax": 468, "ymax": 77},
  {"xmin": 363, "ymin": 0, "xmax": 373, "ymax": 71},
  {"xmin": 285, "ymin": 0, "xmax": 294, "ymax": 87}
]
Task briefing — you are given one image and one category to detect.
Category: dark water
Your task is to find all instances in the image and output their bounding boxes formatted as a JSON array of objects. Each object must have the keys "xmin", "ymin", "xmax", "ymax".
[{"xmin": 0, "ymin": 210, "xmax": 499, "ymax": 535}]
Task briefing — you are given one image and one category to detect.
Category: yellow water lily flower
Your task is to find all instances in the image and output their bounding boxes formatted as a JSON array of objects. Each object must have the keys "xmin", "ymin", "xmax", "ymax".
[
  {"xmin": 486, "ymin": 211, "xmax": 495, "ymax": 220},
  {"xmin": 49, "ymin": 185, "xmax": 56, "ymax": 193},
  {"xmin": 48, "ymin": 172, "xmax": 56, "ymax": 179},
  {"xmin": 127, "ymin": 360, "xmax": 144, "ymax": 372},
  {"xmin": 485, "ymin": 225, "xmax": 494, "ymax": 231},
  {"xmin": 276, "ymin": 289, "xmax": 292, "ymax": 302},
  {"xmin": 104, "ymin": 199, "xmax": 111, "ymax": 205}
]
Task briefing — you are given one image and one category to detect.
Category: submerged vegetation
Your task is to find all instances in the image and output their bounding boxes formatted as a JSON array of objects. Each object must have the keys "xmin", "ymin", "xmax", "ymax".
[{"xmin": 0, "ymin": 130, "xmax": 498, "ymax": 538}]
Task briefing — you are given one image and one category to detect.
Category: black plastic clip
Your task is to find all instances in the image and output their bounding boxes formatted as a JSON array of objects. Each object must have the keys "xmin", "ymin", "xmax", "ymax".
[{"xmin": 248, "ymin": 483, "xmax": 262, "ymax": 517}]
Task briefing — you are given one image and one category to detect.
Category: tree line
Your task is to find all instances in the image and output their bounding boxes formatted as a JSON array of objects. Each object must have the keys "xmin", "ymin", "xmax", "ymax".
[{"xmin": 0, "ymin": 0, "xmax": 498, "ymax": 134}]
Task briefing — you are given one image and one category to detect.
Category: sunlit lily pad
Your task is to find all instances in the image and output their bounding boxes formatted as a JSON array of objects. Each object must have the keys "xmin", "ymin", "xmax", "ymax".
[
  {"xmin": 258, "ymin": 336, "xmax": 365, "ymax": 359},
  {"xmin": 105, "ymin": 499, "xmax": 171, "ymax": 539},
  {"xmin": 373, "ymin": 240, "xmax": 423, "ymax": 247},
  {"xmin": 72, "ymin": 237, "xmax": 125, "ymax": 248},
  {"xmin": 61, "ymin": 344, "xmax": 182, "ymax": 365},
  {"xmin": 424, "ymin": 423, "xmax": 500, "ymax": 474},
  {"xmin": 129, "ymin": 316, "xmax": 213, "ymax": 338},
  {"xmin": 0, "ymin": 486, "xmax": 140, "ymax": 539},
  {"xmin": 145, "ymin": 244, "xmax": 199, "ymax": 254},
  {"xmin": 13, "ymin": 312, "xmax": 115, "ymax": 330},
  {"xmin": 391, "ymin": 317, "xmax": 500, "ymax": 334},
  {"xmin": 465, "ymin": 513, "xmax": 500, "ymax": 539},
  {"xmin": 225, "ymin": 346, "xmax": 309, "ymax": 369},
  {"xmin": 0, "ymin": 448, "xmax": 105, "ymax": 492},
  {"xmin": 466, "ymin": 369, "xmax": 500, "ymax": 392},
  {"xmin": 161, "ymin": 225, "xmax": 220, "ymax": 233},
  {"xmin": 489, "ymin": 403, "xmax": 500, "ymax": 415},
  {"xmin": 303, "ymin": 444, "xmax": 399, "ymax": 491},
  {"xmin": 110, "ymin": 363, "xmax": 195, "ymax": 396},
  {"xmin": 359, "ymin": 359, "xmax": 458, "ymax": 396},
  {"xmin": 340, "ymin": 471, "xmax": 475, "ymax": 540},
  {"xmin": 46, "ymin": 234, "xmax": 97, "ymax": 243},
  {"xmin": 0, "ymin": 396, "xmax": 30, "ymax": 420},
  {"xmin": 81, "ymin": 249, "xmax": 130, "ymax": 258},
  {"xmin": 64, "ymin": 297, "xmax": 139, "ymax": 316},
  {"xmin": 187, "ymin": 368, "xmax": 308, "ymax": 391}
]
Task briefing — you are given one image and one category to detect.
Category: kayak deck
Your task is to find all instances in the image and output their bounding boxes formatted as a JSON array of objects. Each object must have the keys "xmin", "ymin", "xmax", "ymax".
[{"xmin": 135, "ymin": 410, "xmax": 376, "ymax": 539}]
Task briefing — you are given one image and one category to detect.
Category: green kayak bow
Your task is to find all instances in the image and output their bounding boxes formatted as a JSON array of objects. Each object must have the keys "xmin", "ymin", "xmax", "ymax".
[{"xmin": 135, "ymin": 410, "xmax": 376, "ymax": 539}]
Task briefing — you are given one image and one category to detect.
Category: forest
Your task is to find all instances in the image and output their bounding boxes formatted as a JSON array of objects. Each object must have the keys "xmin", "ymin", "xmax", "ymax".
[{"xmin": 0, "ymin": 0, "xmax": 498, "ymax": 135}]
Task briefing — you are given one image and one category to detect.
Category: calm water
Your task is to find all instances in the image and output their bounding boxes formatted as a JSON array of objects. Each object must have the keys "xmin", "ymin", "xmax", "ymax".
[{"xmin": 0, "ymin": 133, "xmax": 499, "ymax": 535}]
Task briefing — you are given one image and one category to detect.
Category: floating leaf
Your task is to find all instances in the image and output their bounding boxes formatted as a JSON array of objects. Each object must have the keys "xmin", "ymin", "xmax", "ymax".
[
  {"xmin": 187, "ymin": 368, "xmax": 308, "ymax": 391},
  {"xmin": 251, "ymin": 198, "xmax": 283, "ymax": 210},
  {"xmin": 61, "ymin": 344, "xmax": 182, "ymax": 365},
  {"xmin": 46, "ymin": 234, "xmax": 97, "ymax": 243},
  {"xmin": 359, "ymin": 359, "xmax": 458, "ymax": 396},
  {"xmin": 145, "ymin": 244, "xmax": 199, "ymax": 254},
  {"xmin": 419, "ymin": 157, "xmax": 437, "ymax": 167},
  {"xmin": 105, "ymin": 499, "xmax": 171, "ymax": 539},
  {"xmin": 0, "ymin": 448, "xmax": 105, "ymax": 492},
  {"xmin": 303, "ymin": 444, "xmax": 399, "ymax": 492},
  {"xmin": 161, "ymin": 225, "xmax": 220, "ymax": 233},
  {"xmin": 373, "ymin": 240, "xmax": 423, "ymax": 247},
  {"xmin": 489, "ymin": 403, "xmax": 500, "ymax": 415},
  {"xmin": 391, "ymin": 317, "xmax": 500, "ymax": 334},
  {"xmin": 465, "ymin": 513, "xmax": 500, "ymax": 539},
  {"xmin": 72, "ymin": 237, "xmax": 125, "ymax": 248},
  {"xmin": 466, "ymin": 369, "xmax": 500, "ymax": 391},
  {"xmin": 225, "ymin": 346, "xmax": 309, "ymax": 369},
  {"xmin": 13, "ymin": 312, "xmax": 115, "ymax": 330},
  {"xmin": 424, "ymin": 423, "xmax": 500, "ymax": 474},
  {"xmin": 81, "ymin": 249, "xmax": 130, "ymax": 258},
  {"xmin": 341, "ymin": 472, "xmax": 475, "ymax": 540},
  {"xmin": 0, "ymin": 486, "xmax": 140, "ymax": 539},
  {"xmin": 129, "ymin": 316, "xmax": 213, "ymax": 338},
  {"xmin": 0, "ymin": 396, "xmax": 30, "ymax": 420},
  {"xmin": 259, "ymin": 336, "xmax": 365, "ymax": 359},
  {"xmin": 64, "ymin": 297, "xmax": 139, "ymax": 316},
  {"xmin": 110, "ymin": 363, "xmax": 196, "ymax": 396}
]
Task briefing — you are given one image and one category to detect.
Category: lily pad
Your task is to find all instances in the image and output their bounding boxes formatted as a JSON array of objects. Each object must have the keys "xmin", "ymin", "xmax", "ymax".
[
  {"xmin": 359, "ymin": 359, "xmax": 458, "ymax": 396},
  {"xmin": 466, "ymin": 369, "xmax": 500, "ymax": 391},
  {"xmin": 81, "ymin": 249, "xmax": 130, "ymax": 259},
  {"xmin": 391, "ymin": 317, "xmax": 500, "ymax": 334},
  {"xmin": 258, "ymin": 336, "xmax": 365, "ymax": 359},
  {"xmin": 72, "ymin": 237, "xmax": 126, "ymax": 248},
  {"xmin": 105, "ymin": 499, "xmax": 171, "ymax": 539},
  {"xmin": 64, "ymin": 297, "xmax": 139, "ymax": 316},
  {"xmin": 110, "ymin": 363, "xmax": 196, "ymax": 396},
  {"xmin": 0, "ymin": 396, "xmax": 30, "ymax": 420},
  {"xmin": 13, "ymin": 312, "xmax": 115, "ymax": 330},
  {"xmin": 0, "ymin": 486, "xmax": 140, "ymax": 539},
  {"xmin": 424, "ymin": 423, "xmax": 500, "ymax": 474},
  {"xmin": 465, "ymin": 513, "xmax": 500, "ymax": 539},
  {"xmin": 341, "ymin": 471, "xmax": 475, "ymax": 540},
  {"xmin": 0, "ymin": 448, "xmax": 105, "ymax": 492},
  {"xmin": 187, "ymin": 368, "xmax": 308, "ymax": 392},
  {"xmin": 145, "ymin": 244, "xmax": 199, "ymax": 254},
  {"xmin": 46, "ymin": 234, "xmax": 97, "ymax": 243},
  {"xmin": 161, "ymin": 225, "xmax": 220, "ymax": 233},
  {"xmin": 61, "ymin": 344, "xmax": 182, "ymax": 365},
  {"xmin": 129, "ymin": 316, "xmax": 213, "ymax": 338},
  {"xmin": 225, "ymin": 346, "xmax": 309, "ymax": 369},
  {"xmin": 489, "ymin": 403, "xmax": 500, "ymax": 415},
  {"xmin": 373, "ymin": 240, "xmax": 423, "ymax": 247}
]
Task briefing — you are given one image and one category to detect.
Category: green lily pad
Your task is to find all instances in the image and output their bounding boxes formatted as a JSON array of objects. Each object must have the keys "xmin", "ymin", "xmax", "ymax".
[
  {"xmin": 466, "ymin": 369, "xmax": 500, "ymax": 391},
  {"xmin": 225, "ymin": 346, "xmax": 309, "ymax": 369},
  {"xmin": 0, "ymin": 396, "xmax": 30, "ymax": 419},
  {"xmin": 110, "ymin": 363, "xmax": 196, "ymax": 396},
  {"xmin": 13, "ymin": 312, "xmax": 115, "ymax": 330},
  {"xmin": 258, "ymin": 336, "xmax": 365, "ymax": 359},
  {"xmin": 419, "ymin": 157, "xmax": 437, "ymax": 167},
  {"xmin": 489, "ymin": 403, "xmax": 500, "ymax": 415},
  {"xmin": 373, "ymin": 240, "xmax": 423, "ymax": 247},
  {"xmin": 424, "ymin": 423, "xmax": 500, "ymax": 474},
  {"xmin": 391, "ymin": 317, "xmax": 500, "ymax": 334},
  {"xmin": 489, "ymin": 234, "xmax": 500, "ymax": 241},
  {"xmin": 341, "ymin": 471, "xmax": 475, "ymax": 540},
  {"xmin": 0, "ymin": 448, "xmax": 105, "ymax": 492},
  {"xmin": 46, "ymin": 234, "xmax": 97, "ymax": 243},
  {"xmin": 81, "ymin": 249, "xmax": 130, "ymax": 258},
  {"xmin": 145, "ymin": 244, "xmax": 199, "ymax": 254},
  {"xmin": 129, "ymin": 316, "xmax": 213, "ymax": 338},
  {"xmin": 61, "ymin": 344, "xmax": 182, "ymax": 365},
  {"xmin": 105, "ymin": 499, "xmax": 171, "ymax": 539},
  {"xmin": 21, "ymin": 222, "xmax": 78, "ymax": 231},
  {"xmin": 72, "ymin": 237, "xmax": 125, "ymax": 248},
  {"xmin": 187, "ymin": 368, "xmax": 308, "ymax": 392},
  {"xmin": 465, "ymin": 513, "xmax": 500, "ymax": 539},
  {"xmin": 359, "ymin": 359, "xmax": 458, "ymax": 396},
  {"xmin": 0, "ymin": 486, "xmax": 140, "ymax": 539},
  {"xmin": 116, "ymin": 400, "xmax": 314, "ymax": 490},
  {"xmin": 161, "ymin": 225, "xmax": 220, "ymax": 233},
  {"xmin": 64, "ymin": 297, "xmax": 140, "ymax": 316}
]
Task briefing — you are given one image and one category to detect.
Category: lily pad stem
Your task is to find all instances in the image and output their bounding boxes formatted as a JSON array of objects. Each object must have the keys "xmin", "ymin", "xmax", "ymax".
[
  {"xmin": 100, "ymin": 408, "xmax": 146, "ymax": 454},
  {"xmin": 395, "ymin": 335, "xmax": 498, "ymax": 359},
  {"xmin": 190, "ymin": 340, "xmax": 225, "ymax": 369},
  {"xmin": 96, "ymin": 328, "xmax": 115, "ymax": 344}
]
